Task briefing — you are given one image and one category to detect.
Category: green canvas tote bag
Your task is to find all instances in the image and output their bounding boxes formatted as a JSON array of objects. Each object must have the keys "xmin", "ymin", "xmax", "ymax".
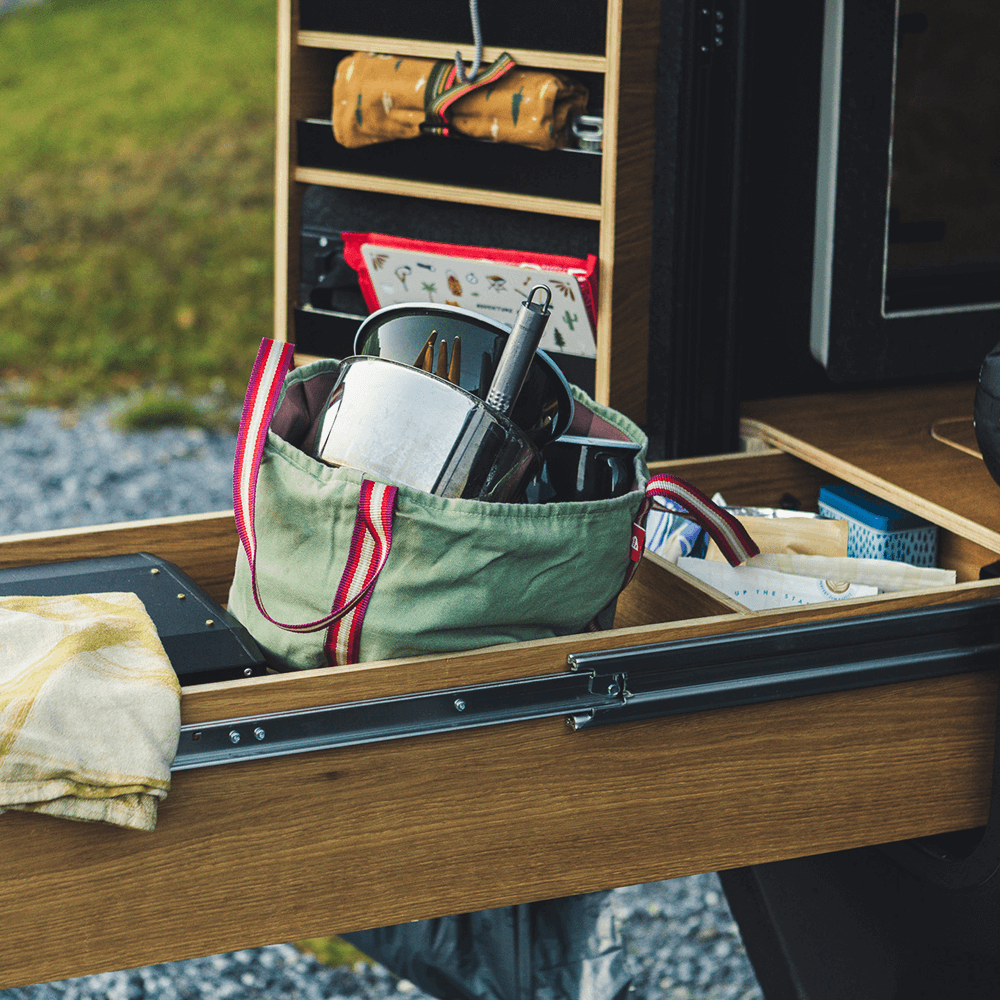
[{"xmin": 227, "ymin": 339, "xmax": 757, "ymax": 670}]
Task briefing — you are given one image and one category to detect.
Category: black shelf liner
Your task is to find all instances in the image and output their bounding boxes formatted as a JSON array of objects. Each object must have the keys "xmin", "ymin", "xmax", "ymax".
[
  {"xmin": 294, "ymin": 184, "xmax": 600, "ymax": 392},
  {"xmin": 297, "ymin": 121, "xmax": 602, "ymax": 205},
  {"xmin": 298, "ymin": 1, "xmax": 608, "ymax": 57},
  {"xmin": 298, "ymin": 184, "xmax": 601, "ymax": 258},
  {"xmin": 294, "ymin": 307, "xmax": 364, "ymax": 359}
]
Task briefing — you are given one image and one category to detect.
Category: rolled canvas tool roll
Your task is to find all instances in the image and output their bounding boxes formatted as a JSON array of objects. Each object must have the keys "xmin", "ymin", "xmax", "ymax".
[{"xmin": 332, "ymin": 51, "xmax": 589, "ymax": 151}]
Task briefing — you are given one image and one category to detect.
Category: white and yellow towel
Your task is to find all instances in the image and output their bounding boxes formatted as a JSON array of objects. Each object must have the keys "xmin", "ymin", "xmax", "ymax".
[{"xmin": 0, "ymin": 592, "xmax": 181, "ymax": 832}]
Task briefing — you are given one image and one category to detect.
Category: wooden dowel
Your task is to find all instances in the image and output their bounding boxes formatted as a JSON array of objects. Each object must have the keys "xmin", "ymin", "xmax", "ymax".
[{"xmin": 415, "ymin": 330, "xmax": 437, "ymax": 371}]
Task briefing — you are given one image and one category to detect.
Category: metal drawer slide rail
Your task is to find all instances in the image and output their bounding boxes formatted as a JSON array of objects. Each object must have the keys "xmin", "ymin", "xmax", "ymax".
[
  {"xmin": 568, "ymin": 597, "xmax": 1000, "ymax": 728},
  {"xmin": 174, "ymin": 599, "xmax": 1000, "ymax": 771},
  {"xmin": 173, "ymin": 672, "xmax": 601, "ymax": 771}
]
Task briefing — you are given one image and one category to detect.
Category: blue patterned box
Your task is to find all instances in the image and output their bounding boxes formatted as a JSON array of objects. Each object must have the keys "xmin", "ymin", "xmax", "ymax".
[{"xmin": 818, "ymin": 483, "xmax": 938, "ymax": 567}]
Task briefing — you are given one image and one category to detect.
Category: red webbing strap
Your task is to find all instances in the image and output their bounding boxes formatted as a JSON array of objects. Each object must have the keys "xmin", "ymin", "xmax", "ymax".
[
  {"xmin": 423, "ymin": 52, "xmax": 517, "ymax": 135},
  {"xmin": 625, "ymin": 473, "xmax": 759, "ymax": 585},
  {"xmin": 324, "ymin": 478, "xmax": 397, "ymax": 666},
  {"xmin": 233, "ymin": 338, "xmax": 397, "ymax": 644}
]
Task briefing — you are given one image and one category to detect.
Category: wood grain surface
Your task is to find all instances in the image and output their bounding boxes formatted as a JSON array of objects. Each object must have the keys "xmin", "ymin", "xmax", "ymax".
[
  {"xmin": 613, "ymin": 548, "xmax": 746, "ymax": 627},
  {"xmin": 173, "ymin": 577, "xmax": 1000, "ymax": 727},
  {"xmin": 2, "ymin": 663, "xmax": 994, "ymax": 989},
  {"xmin": 939, "ymin": 532, "xmax": 1000, "ymax": 584},
  {"xmin": 275, "ymin": 0, "xmax": 331, "ymax": 342},
  {"xmin": 742, "ymin": 383, "xmax": 1000, "ymax": 553},
  {"xmin": 0, "ymin": 512, "xmax": 238, "ymax": 606},
  {"xmin": 6, "ymin": 415, "xmax": 1000, "ymax": 986},
  {"xmin": 649, "ymin": 450, "xmax": 837, "ymax": 513},
  {"xmin": 651, "ymin": 446, "xmax": 1000, "ymax": 583},
  {"xmin": 292, "ymin": 166, "xmax": 604, "ymax": 219},
  {"xmin": 296, "ymin": 32, "xmax": 609, "ymax": 73},
  {"xmin": 596, "ymin": 0, "xmax": 660, "ymax": 424}
]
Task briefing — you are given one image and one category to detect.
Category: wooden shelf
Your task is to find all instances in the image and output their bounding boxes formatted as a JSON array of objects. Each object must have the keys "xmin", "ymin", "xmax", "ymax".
[
  {"xmin": 296, "ymin": 31, "xmax": 608, "ymax": 74},
  {"xmin": 293, "ymin": 166, "xmax": 603, "ymax": 220},
  {"xmin": 278, "ymin": 0, "xmax": 660, "ymax": 424},
  {"xmin": 5, "ymin": 447, "xmax": 1000, "ymax": 986}
]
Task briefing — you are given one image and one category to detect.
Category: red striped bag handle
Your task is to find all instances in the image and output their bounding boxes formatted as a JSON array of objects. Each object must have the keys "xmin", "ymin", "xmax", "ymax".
[
  {"xmin": 624, "ymin": 475, "xmax": 760, "ymax": 586},
  {"xmin": 233, "ymin": 338, "xmax": 397, "ymax": 664}
]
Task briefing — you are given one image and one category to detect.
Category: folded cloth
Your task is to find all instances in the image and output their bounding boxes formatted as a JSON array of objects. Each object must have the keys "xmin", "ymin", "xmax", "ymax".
[
  {"xmin": 0, "ymin": 592, "xmax": 181, "ymax": 832},
  {"xmin": 333, "ymin": 51, "xmax": 589, "ymax": 152}
]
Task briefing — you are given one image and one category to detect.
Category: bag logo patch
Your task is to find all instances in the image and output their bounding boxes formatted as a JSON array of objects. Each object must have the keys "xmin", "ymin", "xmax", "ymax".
[{"xmin": 630, "ymin": 525, "xmax": 645, "ymax": 561}]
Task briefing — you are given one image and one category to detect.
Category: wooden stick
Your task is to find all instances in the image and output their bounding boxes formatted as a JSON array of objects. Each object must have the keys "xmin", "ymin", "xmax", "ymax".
[{"xmin": 414, "ymin": 330, "xmax": 437, "ymax": 370}]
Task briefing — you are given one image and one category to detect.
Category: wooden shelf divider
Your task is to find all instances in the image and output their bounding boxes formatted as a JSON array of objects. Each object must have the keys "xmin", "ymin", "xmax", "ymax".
[
  {"xmin": 297, "ymin": 31, "xmax": 608, "ymax": 74},
  {"xmin": 293, "ymin": 166, "xmax": 603, "ymax": 220},
  {"xmin": 279, "ymin": 0, "xmax": 660, "ymax": 424}
]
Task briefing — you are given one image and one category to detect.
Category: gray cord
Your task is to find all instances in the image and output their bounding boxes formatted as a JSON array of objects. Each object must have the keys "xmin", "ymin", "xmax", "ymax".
[{"xmin": 454, "ymin": 0, "xmax": 483, "ymax": 84}]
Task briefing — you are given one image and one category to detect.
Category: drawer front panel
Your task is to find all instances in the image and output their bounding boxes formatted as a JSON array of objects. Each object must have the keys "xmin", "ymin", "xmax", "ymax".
[{"xmin": 1, "ymin": 668, "xmax": 994, "ymax": 989}]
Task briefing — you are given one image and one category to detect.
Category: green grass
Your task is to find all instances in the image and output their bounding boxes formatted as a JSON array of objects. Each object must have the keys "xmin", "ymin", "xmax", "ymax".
[
  {"xmin": 0, "ymin": 399, "xmax": 26, "ymax": 426},
  {"xmin": 2, "ymin": 6, "xmax": 371, "ymax": 969},
  {"xmin": 296, "ymin": 936, "xmax": 373, "ymax": 970},
  {"xmin": 111, "ymin": 384, "xmax": 241, "ymax": 432},
  {"xmin": 0, "ymin": 0, "xmax": 277, "ymax": 411}
]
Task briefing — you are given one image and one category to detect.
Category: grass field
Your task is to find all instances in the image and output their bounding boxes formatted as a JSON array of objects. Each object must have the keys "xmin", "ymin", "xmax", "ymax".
[
  {"xmin": 1, "ymin": 3, "xmax": 381, "ymax": 971},
  {"xmin": 0, "ymin": 0, "xmax": 277, "ymax": 419}
]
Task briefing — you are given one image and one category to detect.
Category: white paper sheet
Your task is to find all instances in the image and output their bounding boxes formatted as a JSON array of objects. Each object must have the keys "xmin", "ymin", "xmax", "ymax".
[
  {"xmin": 359, "ymin": 244, "xmax": 598, "ymax": 358},
  {"xmin": 677, "ymin": 557, "xmax": 879, "ymax": 611}
]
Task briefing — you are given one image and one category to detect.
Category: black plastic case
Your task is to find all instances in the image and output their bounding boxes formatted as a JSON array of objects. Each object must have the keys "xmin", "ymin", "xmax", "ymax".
[{"xmin": 0, "ymin": 552, "xmax": 267, "ymax": 686}]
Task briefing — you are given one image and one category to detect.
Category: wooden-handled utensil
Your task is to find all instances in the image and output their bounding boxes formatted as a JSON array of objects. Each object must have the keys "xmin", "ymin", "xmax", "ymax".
[{"xmin": 414, "ymin": 330, "xmax": 438, "ymax": 371}]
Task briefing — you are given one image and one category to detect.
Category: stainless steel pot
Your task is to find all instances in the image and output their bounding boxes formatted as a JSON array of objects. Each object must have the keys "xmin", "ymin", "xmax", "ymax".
[{"xmin": 313, "ymin": 356, "xmax": 541, "ymax": 503}]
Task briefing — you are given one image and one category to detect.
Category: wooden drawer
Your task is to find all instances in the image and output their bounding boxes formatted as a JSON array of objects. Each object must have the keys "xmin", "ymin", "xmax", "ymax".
[
  {"xmin": 9, "ymin": 0, "xmax": 997, "ymax": 987},
  {"xmin": 3, "ymin": 384, "xmax": 999, "ymax": 988}
]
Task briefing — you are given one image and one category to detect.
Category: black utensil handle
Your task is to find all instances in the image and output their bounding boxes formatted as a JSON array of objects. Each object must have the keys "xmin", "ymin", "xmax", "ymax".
[{"xmin": 485, "ymin": 285, "xmax": 552, "ymax": 417}]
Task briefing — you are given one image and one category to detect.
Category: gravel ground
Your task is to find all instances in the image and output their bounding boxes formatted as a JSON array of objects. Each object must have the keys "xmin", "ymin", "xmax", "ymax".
[
  {"xmin": 1, "ymin": 877, "xmax": 762, "ymax": 1000},
  {"xmin": 0, "ymin": 402, "xmax": 764, "ymax": 1000},
  {"xmin": 0, "ymin": 403, "xmax": 238, "ymax": 535}
]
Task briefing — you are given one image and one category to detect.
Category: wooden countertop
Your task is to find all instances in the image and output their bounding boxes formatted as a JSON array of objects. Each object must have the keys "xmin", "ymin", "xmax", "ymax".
[{"xmin": 742, "ymin": 381, "xmax": 1000, "ymax": 554}]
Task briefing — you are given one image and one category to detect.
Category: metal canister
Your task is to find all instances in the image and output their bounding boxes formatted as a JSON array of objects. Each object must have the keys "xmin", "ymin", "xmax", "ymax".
[{"xmin": 313, "ymin": 357, "xmax": 541, "ymax": 503}]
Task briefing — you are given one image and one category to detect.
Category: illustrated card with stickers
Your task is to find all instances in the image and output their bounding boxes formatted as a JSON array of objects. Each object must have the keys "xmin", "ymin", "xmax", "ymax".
[{"xmin": 341, "ymin": 232, "xmax": 598, "ymax": 359}]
